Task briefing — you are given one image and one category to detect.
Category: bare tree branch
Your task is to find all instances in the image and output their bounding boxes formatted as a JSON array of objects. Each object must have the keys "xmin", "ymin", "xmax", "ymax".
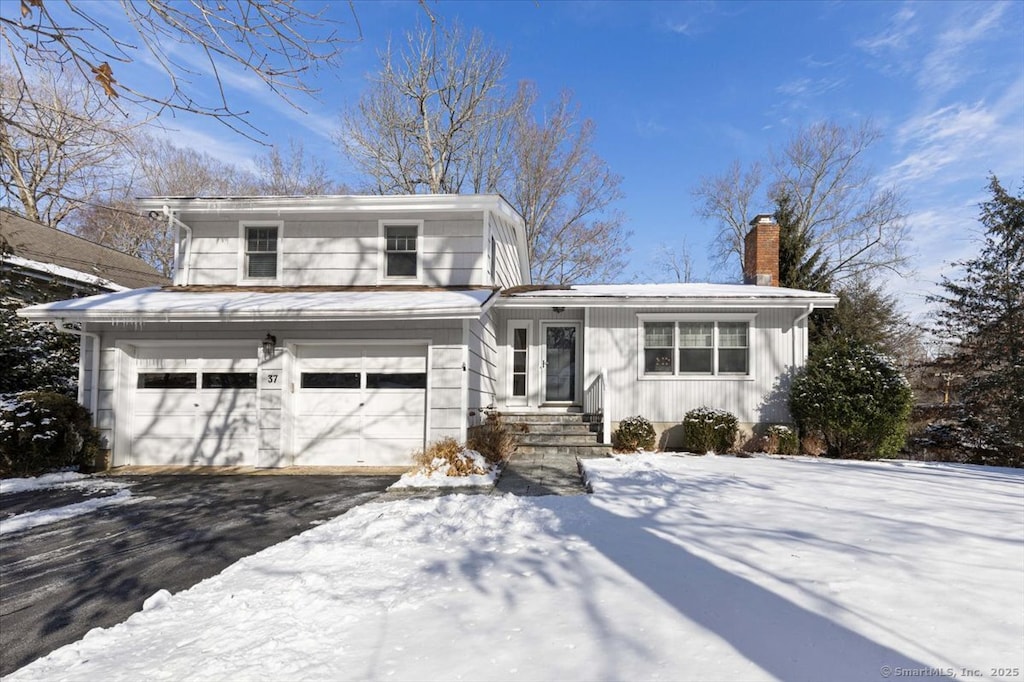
[
  {"xmin": 692, "ymin": 121, "xmax": 910, "ymax": 285},
  {"xmin": 1, "ymin": 0, "xmax": 361, "ymax": 140},
  {"xmin": 337, "ymin": 21, "xmax": 630, "ymax": 283},
  {"xmin": 0, "ymin": 65, "xmax": 134, "ymax": 226}
]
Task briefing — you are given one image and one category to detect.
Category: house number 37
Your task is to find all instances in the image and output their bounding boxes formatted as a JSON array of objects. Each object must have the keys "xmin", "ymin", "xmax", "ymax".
[{"xmin": 266, "ymin": 374, "xmax": 279, "ymax": 384}]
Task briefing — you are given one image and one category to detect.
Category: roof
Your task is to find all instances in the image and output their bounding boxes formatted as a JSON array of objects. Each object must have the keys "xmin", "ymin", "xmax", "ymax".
[
  {"xmin": 17, "ymin": 286, "xmax": 499, "ymax": 323},
  {"xmin": 0, "ymin": 211, "xmax": 168, "ymax": 290},
  {"xmin": 135, "ymin": 193, "xmax": 524, "ymax": 226},
  {"xmin": 500, "ymin": 283, "xmax": 840, "ymax": 308},
  {"xmin": 2, "ymin": 255, "xmax": 128, "ymax": 292}
]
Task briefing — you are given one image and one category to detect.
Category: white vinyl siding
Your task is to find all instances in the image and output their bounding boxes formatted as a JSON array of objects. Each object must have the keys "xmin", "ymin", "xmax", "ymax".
[
  {"xmin": 487, "ymin": 211, "xmax": 526, "ymax": 289},
  {"xmin": 585, "ymin": 307, "xmax": 801, "ymax": 425},
  {"xmin": 466, "ymin": 310, "xmax": 498, "ymax": 421}
]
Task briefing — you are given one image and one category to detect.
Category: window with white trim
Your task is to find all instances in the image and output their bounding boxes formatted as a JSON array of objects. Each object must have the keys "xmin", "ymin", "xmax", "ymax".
[
  {"xmin": 641, "ymin": 319, "xmax": 751, "ymax": 376},
  {"xmin": 384, "ymin": 224, "xmax": 418, "ymax": 278},
  {"xmin": 243, "ymin": 224, "xmax": 279, "ymax": 279}
]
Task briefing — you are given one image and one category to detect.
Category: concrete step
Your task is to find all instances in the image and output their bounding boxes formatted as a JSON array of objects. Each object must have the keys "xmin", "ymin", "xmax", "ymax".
[
  {"xmin": 516, "ymin": 422, "xmax": 595, "ymax": 436},
  {"xmin": 515, "ymin": 443, "xmax": 612, "ymax": 458},
  {"xmin": 500, "ymin": 412, "xmax": 589, "ymax": 425},
  {"xmin": 517, "ymin": 432, "xmax": 601, "ymax": 446}
]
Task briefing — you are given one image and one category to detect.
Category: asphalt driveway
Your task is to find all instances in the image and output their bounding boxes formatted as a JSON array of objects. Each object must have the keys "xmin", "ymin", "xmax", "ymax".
[{"xmin": 0, "ymin": 474, "xmax": 398, "ymax": 676}]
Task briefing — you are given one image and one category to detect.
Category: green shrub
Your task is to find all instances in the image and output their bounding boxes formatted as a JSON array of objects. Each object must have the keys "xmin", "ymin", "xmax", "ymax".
[
  {"xmin": 1, "ymin": 391, "xmax": 101, "ymax": 477},
  {"xmin": 683, "ymin": 407, "xmax": 739, "ymax": 453},
  {"xmin": 467, "ymin": 412, "xmax": 520, "ymax": 464},
  {"xmin": 613, "ymin": 415, "xmax": 656, "ymax": 452},
  {"xmin": 765, "ymin": 425, "xmax": 800, "ymax": 456},
  {"xmin": 790, "ymin": 341, "xmax": 913, "ymax": 459}
]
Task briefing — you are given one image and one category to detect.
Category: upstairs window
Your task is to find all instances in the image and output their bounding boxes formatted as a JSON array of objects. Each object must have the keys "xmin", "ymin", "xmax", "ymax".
[
  {"xmin": 640, "ymin": 317, "xmax": 753, "ymax": 377},
  {"xmin": 384, "ymin": 224, "xmax": 418, "ymax": 279},
  {"xmin": 244, "ymin": 224, "xmax": 279, "ymax": 279}
]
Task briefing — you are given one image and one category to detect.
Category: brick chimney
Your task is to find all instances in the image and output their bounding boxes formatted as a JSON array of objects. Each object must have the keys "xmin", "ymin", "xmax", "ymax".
[{"xmin": 743, "ymin": 214, "xmax": 780, "ymax": 286}]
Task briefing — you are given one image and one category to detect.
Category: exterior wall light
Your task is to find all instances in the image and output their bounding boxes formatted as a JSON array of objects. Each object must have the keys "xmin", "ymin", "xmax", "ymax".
[{"xmin": 262, "ymin": 333, "xmax": 277, "ymax": 360}]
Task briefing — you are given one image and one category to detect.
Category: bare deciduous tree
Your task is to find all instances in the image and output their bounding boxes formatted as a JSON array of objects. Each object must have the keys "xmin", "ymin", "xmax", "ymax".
[
  {"xmin": 339, "ymin": 22, "xmax": 522, "ymax": 194},
  {"xmin": 0, "ymin": 66, "xmax": 132, "ymax": 227},
  {"xmin": 694, "ymin": 121, "xmax": 909, "ymax": 284},
  {"xmin": 73, "ymin": 200, "xmax": 176, "ymax": 276},
  {"xmin": 512, "ymin": 88, "xmax": 629, "ymax": 284},
  {"xmin": 653, "ymin": 237, "xmax": 697, "ymax": 283},
  {"xmin": 338, "ymin": 21, "xmax": 629, "ymax": 283},
  {"xmin": 254, "ymin": 138, "xmax": 346, "ymax": 195},
  {"xmin": 1, "ymin": 0, "xmax": 360, "ymax": 140},
  {"xmin": 135, "ymin": 134, "xmax": 256, "ymax": 197}
]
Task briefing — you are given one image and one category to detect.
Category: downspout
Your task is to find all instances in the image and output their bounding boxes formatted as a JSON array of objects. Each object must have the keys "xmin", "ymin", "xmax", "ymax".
[
  {"xmin": 53, "ymin": 320, "xmax": 101, "ymax": 427},
  {"xmin": 793, "ymin": 304, "xmax": 815, "ymax": 368},
  {"xmin": 161, "ymin": 206, "xmax": 192, "ymax": 285}
]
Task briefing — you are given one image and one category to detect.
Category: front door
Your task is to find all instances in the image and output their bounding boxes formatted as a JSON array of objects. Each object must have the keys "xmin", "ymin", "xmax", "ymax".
[{"xmin": 542, "ymin": 323, "xmax": 580, "ymax": 404}]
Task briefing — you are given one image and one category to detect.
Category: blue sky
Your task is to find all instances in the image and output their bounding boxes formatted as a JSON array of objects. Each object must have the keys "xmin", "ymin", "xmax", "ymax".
[{"xmin": 19, "ymin": 1, "xmax": 1024, "ymax": 318}]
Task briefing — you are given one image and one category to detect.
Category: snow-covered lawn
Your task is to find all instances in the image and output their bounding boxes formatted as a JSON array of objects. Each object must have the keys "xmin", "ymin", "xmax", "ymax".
[
  {"xmin": 9, "ymin": 455, "xmax": 1024, "ymax": 681},
  {"xmin": 0, "ymin": 472, "xmax": 137, "ymax": 535}
]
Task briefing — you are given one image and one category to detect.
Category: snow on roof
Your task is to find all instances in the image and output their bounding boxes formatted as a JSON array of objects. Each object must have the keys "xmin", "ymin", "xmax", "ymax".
[
  {"xmin": 502, "ymin": 283, "xmax": 840, "ymax": 307},
  {"xmin": 2, "ymin": 255, "xmax": 129, "ymax": 292},
  {"xmin": 17, "ymin": 287, "xmax": 497, "ymax": 323}
]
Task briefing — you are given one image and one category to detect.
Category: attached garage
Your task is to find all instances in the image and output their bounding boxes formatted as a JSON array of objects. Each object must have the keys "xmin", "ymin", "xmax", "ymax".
[
  {"xmin": 131, "ymin": 346, "xmax": 259, "ymax": 466},
  {"xmin": 293, "ymin": 344, "xmax": 428, "ymax": 466}
]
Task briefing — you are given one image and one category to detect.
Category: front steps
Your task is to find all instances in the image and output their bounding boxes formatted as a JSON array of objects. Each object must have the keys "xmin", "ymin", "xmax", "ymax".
[{"xmin": 499, "ymin": 412, "xmax": 612, "ymax": 459}]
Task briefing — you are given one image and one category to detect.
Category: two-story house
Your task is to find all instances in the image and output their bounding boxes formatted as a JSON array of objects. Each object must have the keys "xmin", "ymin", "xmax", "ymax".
[{"xmin": 18, "ymin": 194, "xmax": 838, "ymax": 468}]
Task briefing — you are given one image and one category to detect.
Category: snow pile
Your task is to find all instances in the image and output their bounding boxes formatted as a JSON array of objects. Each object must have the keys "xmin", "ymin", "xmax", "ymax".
[
  {"xmin": 9, "ymin": 455, "xmax": 1023, "ymax": 681},
  {"xmin": 1, "ymin": 489, "xmax": 137, "ymax": 535},
  {"xmin": 390, "ymin": 448, "xmax": 499, "ymax": 489},
  {"xmin": 1, "ymin": 472, "xmax": 137, "ymax": 535}
]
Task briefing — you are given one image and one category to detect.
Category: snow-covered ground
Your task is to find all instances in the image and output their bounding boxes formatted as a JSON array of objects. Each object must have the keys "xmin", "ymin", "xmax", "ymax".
[
  {"xmin": 8, "ymin": 455, "xmax": 1024, "ymax": 681},
  {"xmin": 1, "ymin": 472, "xmax": 137, "ymax": 535}
]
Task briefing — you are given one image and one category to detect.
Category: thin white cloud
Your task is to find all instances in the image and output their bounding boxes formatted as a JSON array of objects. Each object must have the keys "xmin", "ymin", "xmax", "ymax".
[
  {"xmin": 855, "ymin": 4, "xmax": 917, "ymax": 55},
  {"xmin": 918, "ymin": 2, "xmax": 1010, "ymax": 94},
  {"xmin": 886, "ymin": 76, "xmax": 1024, "ymax": 186}
]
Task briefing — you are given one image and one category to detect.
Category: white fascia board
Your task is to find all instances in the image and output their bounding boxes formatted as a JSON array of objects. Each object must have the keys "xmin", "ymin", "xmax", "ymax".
[
  {"xmin": 496, "ymin": 295, "xmax": 839, "ymax": 309},
  {"xmin": 136, "ymin": 194, "xmax": 524, "ymax": 220},
  {"xmin": 18, "ymin": 307, "xmax": 489, "ymax": 323}
]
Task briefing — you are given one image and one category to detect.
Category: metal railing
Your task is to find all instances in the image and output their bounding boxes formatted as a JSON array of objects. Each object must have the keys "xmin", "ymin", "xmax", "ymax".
[{"xmin": 583, "ymin": 368, "xmax": 611, "ymax": 444}]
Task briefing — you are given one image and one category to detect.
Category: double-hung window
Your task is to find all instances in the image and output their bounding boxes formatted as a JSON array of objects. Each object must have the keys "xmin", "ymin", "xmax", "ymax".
[
  {"xmin": 383, "ymin": 223, "xmax": 419, "ymax": 279},
  {"xmin": 241, "ymin": 222, "xmax": 281, "ymax": 280},
  {"xmin": 640, "ymin": 316, "xmax": 753, "ymax": 377}
]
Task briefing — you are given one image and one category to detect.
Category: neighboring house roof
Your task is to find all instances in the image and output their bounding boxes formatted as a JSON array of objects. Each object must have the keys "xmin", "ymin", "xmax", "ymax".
[
  {"xmin": 502, "ymin": 283, "xmax": 840, "ymax": 308},
  {"xmin": 17, "ymin": 286, "xmax": 500, "ymax": 323},
  {"xmin": 0, "ymin": 210, "xmax": 168, "ymax": 290}
]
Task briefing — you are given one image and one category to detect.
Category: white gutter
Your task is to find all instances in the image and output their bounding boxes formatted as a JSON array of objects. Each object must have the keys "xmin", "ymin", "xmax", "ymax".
[
  {"xmin": 793, "ymin": 303, "xmax": 815, "ymax": 367},
  {"xmin": 162, "ymin": 206, "xmax": 192, "ymax": 286},
  {"xmin": 53, "ymin": 321, "xmax": 100, "ymax": 427}
]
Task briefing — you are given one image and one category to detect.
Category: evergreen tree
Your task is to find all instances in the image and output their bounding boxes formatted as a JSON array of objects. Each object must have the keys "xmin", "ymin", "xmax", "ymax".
[
  {"xmin": 774, "ymin": 193, "xmax": 831, "ymax": 293},
  {"xmin": 931, "ymin": 176, "xmax": 1024, "ymax": 454}
]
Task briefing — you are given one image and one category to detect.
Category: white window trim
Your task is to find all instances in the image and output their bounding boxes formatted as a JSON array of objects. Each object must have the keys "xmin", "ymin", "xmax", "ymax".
[
  {"xmin": 636, "ymin": 313, "xmax": 757, "ymax": 381},
  {"xmin": 237, "ymin": 220, "xmax": 284, "ymax": 284},
  {"xmin": 378, "ymin": 219, "xmax": 423, "ymax": 284}
]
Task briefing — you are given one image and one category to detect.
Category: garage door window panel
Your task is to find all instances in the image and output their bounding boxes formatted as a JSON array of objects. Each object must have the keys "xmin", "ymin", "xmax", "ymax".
[
  {"xmin": 138, "ymin": 373, "xmax": 197, "ymax": 389},
  {"xmin": 202, "ymin": 372, "xmax": 258, "ymax": 389},
  {"xmin": 301, "ymin": 372, "xmax": 361, "ymax": 389},
  {"xmin": 366, "ymin": 372, "xmax": 427, "ymax": 389}
]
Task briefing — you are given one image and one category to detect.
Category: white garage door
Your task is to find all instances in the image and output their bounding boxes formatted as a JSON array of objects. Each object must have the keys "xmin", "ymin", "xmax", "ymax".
[
  {"xmin": 132, "ymin": 347, "xmax": 258, "ymax": 466},
  {"xmin": 294, "ymin": 345, "xmax": 426, "ymax": 466}
]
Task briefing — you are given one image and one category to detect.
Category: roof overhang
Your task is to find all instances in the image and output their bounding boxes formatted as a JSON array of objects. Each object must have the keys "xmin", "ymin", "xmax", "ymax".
[
  {"xmin": 17, "ymin": 287, "xmax": 499, "ymax": 324},
  {"xmin": 498, "ymin": 284, "xmax": 840, "ymax": 309},
  {"xmin": 135, "ymin": 194, "xmax": 525, "ymax": 228}
]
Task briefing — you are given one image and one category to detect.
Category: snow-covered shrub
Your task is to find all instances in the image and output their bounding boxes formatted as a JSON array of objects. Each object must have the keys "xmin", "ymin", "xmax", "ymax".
[
  {"xmin": 1, "ymin": 391, "xmax": 101, "ymax": 477},
  {"xmin": 412, "ymin": 437, "xmax": 490, "ymax": 477},
  {"xmin": 682, "ymin": 407, "xmax": 739, "ymax": 453},
  {"xmin": 790, "ymin": 341, "xmax": 913, "ymax": 459},
  {"xmin": 764, "ymin": 425, "xmax": 799, "ymax": 456},
  {"xmin": 613, "ymin": 416, "xmax": 656, "ymax": 452},
  {"xmin": 467, "ymin": 412, "xmax": 521, "ymax": 464},
  {"xmin": 0, "ymin": 306, "xmax": 78, "ymax": 397}
]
